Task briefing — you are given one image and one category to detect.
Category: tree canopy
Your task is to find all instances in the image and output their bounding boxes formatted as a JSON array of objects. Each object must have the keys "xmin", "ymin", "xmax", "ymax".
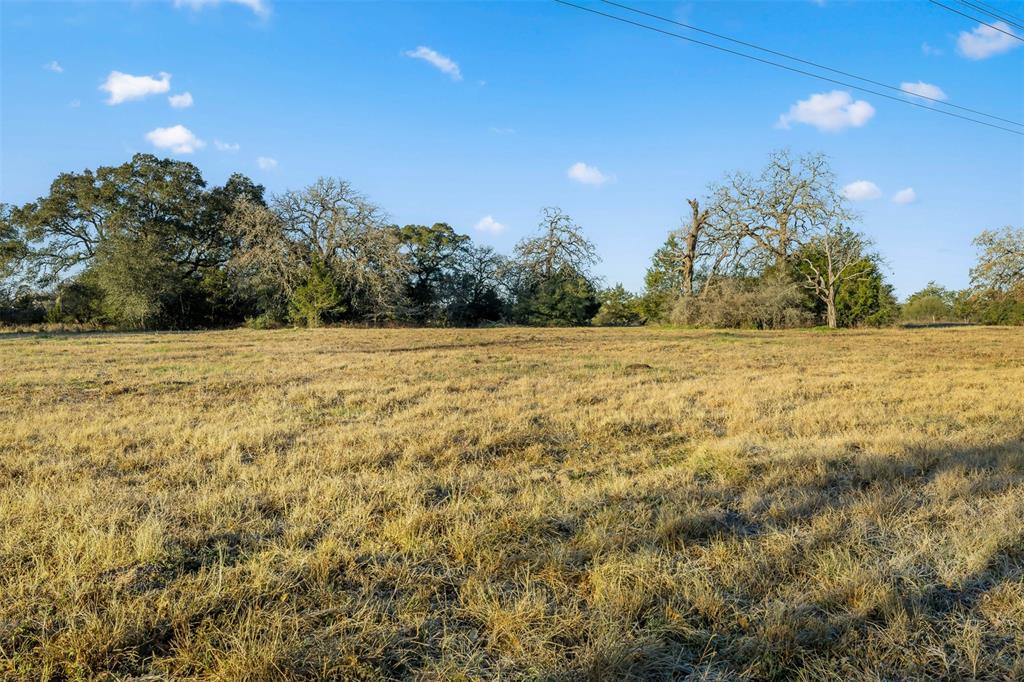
[{"xmin": 1, "ymin": 151, "xmax": 1018, "ymax": 329}]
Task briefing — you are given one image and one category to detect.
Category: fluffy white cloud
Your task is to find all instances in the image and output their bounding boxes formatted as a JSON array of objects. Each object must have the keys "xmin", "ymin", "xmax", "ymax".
[
  {"xmin": 404, "ymin": 46, "xmax": 462, "ymax": 81},
  {"xmin": 958, "ymin": 21, "xmax": 1020, "ymax": 59},
  {"xmin": 842, "ymin": 180, "xmax": 882, "ymax": 201},
  {"xmin": 44, "ymin": 60, "xmax": 63, "ymax": 73},
  {"xmin": 173, "ymin": 0, "xmax": 270, "ymax": 18},
  {"xmin": 168, "ymin": 92, "xmax": 194, "ymax": 108},
  {"xmin": 214, "ymin": 139, "xmax": 240, "ymax": 152},
  {"xmin": 101, "ymin": 71, "xmax": 171, "ymax": 105},
  {"xmin": 900, "ymin": 81, "xmax": 947, "ymax": 101},
  {"xmin": 474, "ymin": 215, "xmax": 505, "ymax": 234},
  {"xmin": 145, "ymin": 125, "xmax": 204, "ymax": 154},
  {"xmin": 257, "ymin": 156, "xmax": 278, "ymax": 170},
  {"xmin": 892, "ymin": 187, "xmax": 917, "ymax": 204},
  {"xmin": 777, "ymin": 90, "xmax": 875, "ymax": 132},
  {"xmin": 567, "ymin": 161, "xmax": 611, "ymax": 185}
]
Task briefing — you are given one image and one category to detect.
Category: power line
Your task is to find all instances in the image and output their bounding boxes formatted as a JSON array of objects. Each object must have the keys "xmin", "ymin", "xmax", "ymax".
[
  {"xmin": 955, "ymin": 0, "xmax": 1024, "ymax": 30},
  {"xmin": 927, "ymin": 0, "xmax": 1024, "ymax": 41},
  {"xmin": 552, "ymin": 0, "xmax": 1024, "ymax": 136},
  {"xmin": 967, "ymin": 0, "xmax": 1024, "ymax": 25},
  {"xmin": 598, "ymin": 0, "xmax": 1024, "ymax": 128}
]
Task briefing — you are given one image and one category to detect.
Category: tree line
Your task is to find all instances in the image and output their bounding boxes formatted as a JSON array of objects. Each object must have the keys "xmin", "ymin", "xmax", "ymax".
[{"xmin": 1, "ymin": 150, "xmax": 1021, "ymax": 329}]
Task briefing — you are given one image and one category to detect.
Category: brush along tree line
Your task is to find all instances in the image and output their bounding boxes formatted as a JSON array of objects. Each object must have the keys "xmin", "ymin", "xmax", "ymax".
[{"xmin": 1, "ymin": 150, "xmax": 1021, "ymax": 329}]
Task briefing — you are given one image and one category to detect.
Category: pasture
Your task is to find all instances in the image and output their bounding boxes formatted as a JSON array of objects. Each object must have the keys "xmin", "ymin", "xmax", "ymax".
[{"xmin": 1, "ymin": 327, "xmax": 1022, "ymax": 679}]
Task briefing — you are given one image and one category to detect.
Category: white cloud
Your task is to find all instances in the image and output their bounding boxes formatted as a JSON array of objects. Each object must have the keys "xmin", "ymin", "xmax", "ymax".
[
  {"xmin": 921, "ymin": 42, "xmax": 943, "ymax": 56},
  {"xmin": 842, "ymin": 180, "xmax": 882, "ymax": 201},
  {"xmin": 214, "ymin": 139, "xmax": 240, "ymax": 152},
  {"xmin": 101, "ymin": 71, "xmax": 171, "ymax": 105},
  {"xmin": 958, "ymin": 22, "xmax": 1020, "ymax": 59},
  {"xmin": 404, "ymin": 46, "xmax": 462, "ymax": 81},
  {"xmin": 257, "ymin": 156, "xmax": 278, "ymax": 170},
  {"xmin": 168, "ymin": 92, "xmax": 194, "ymax": 108},
  {"xmin": 900, "ymin": 81, "xmax": 947, "ymax": 102},
  {"xmin": 567, "ymin": 161, "xmax": 611, "ymax": 185},
  {"xmin": 892, "ymin": 187, "xmax": 917, "ymax": 204},
  {"xmin": 44, "ymin": 60, "xmax": 63, "ymax": 73},
  {"xmin": 474, "ymin": 215, "xmax": 505, "ymax": 234},
  {"xmin": 173, "ymin": 0, "xmax": 270, "ymax": 18},
  {"xmin": 145, "ymin": 125, "xmax": 204, "ymax": 154},
  {"xmin": 777, "ymin": 90, "xmax": 875, "ymax": 132}
]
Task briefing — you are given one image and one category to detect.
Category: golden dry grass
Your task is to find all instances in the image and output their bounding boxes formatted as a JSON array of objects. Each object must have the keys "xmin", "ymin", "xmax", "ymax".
[{"xmin": 1, "ymin": 326, "xmax": 1023, "ymax": 680}]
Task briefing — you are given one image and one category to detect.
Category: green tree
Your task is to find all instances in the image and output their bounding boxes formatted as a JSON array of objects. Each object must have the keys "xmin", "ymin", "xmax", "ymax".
[
  {"xmin": 397, "ymin": 223, "xmax": 470, "ymax": 323},
  {"xmin": 593, "ymin": 284, "xmax": 644, "ymax": 326},
  {"xmin": 970, "ymin": 226, "xmax": 1024, "ymax": 296},
  {"xmin": 834, "ymin": 259, "xmax": 897, "ymax": 326},
  {"xmin": 960, "ymin": 226, "xmax": 1024, "ymax": 325},
  {"xmin": 792, "ymin": 227, "xmax": 876, "ymax": 328},
  {"xmin": 641, "ymin": 232, "xmax": 687, "ymax": 322},
  {"xmin": 515, "ymin": 267, "xmax": 599, "ymax": 326},
  {"xmin": 901, "ymin": 282, "xmax": 957, "ymax": 323},
  {"xmin": 793, "ymin": 239, "xmax": 895, "ymax": 327},
  {"xmin": 444, "ymin": 244, "xmax": 506, "ymax": 326},
  {"xmin": 93, "ymin": 234, "xmax": 184, "ymax": 329},
  {"xmin": 6, "ymin": 155, "xmax": 264, "ymax": 327},
  {"xmin": 512, "ymin": 208, "xmax": 601, "ymax": 326},
  {"xmin": 288, "ymin": 259, "xmax": 343, "ymax": 327}
]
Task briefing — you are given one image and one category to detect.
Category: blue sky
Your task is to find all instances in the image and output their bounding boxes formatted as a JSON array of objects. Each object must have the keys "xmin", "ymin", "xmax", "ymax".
[{"xmin": 2, "ymin": 0, "xmax": 1022, "ymax": 298}]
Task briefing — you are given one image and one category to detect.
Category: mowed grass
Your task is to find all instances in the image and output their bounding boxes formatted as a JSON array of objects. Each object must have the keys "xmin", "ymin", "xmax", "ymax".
[{"xmin": 1, "ymin": 327, "xmax": 1023, "ymax": 680}]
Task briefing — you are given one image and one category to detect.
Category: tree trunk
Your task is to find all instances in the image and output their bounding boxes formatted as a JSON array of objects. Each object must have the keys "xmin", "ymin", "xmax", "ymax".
[
  {"xmin": 826, "ymin": 295, "xmax": 838, "ymax": 329},
  {"xmin": 682, "ymin": 199, "xmax": 707, "ymax": 298}
]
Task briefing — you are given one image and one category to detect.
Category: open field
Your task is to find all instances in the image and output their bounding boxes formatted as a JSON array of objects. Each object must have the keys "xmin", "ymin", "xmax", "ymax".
[{"xmin": 1, "ymin": 326, "xmax": 1023, "ymax": 680}]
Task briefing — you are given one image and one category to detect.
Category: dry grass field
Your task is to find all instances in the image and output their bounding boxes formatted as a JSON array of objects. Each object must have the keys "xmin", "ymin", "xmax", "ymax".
[{"xmin": 1, "ymin": 326, "xmax": 1023, "ymax": 680}]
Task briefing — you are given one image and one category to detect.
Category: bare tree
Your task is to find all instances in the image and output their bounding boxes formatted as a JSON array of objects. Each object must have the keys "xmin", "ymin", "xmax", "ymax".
[
  {"xmin": 646, "ymin": 196, "xmax": 743, "ymax": 308},
  {"xmin": 226, "ymin": 197, "xmax": 299, "ymax": 301},
  {"xmin": 712, "ymin": 150, "xmax": 840, "ymax": 271},
  {"xmin": 228, "ymin": 177, "xmax": 410, "ymax": 321},
  {"xmin": 514, "ymin": 207, "xmax": 599, "ymax": 279},
  {"xmin": 970, "ymin": 226, "xmax": 1024, "ymax": 296},
  {"xmin": 797, "ymin": 225, "xmax": 873, "ymax": 328}
]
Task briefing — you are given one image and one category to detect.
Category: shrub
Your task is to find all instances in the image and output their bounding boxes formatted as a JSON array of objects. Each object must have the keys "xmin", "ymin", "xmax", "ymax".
[
  {"xmin": 244, "ymin": 313, "xmax": 284, "ymax": 330},
  {"xmin": 670, "ymin": 276, "xmax": 811, "ymax": 329}
]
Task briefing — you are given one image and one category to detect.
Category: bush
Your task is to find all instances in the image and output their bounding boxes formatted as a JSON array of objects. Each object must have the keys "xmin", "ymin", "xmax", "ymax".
[
  {"xmin": 49, "ymin": 276, "xmax": 104, "ymax": 324},
  {"xmin": 244, "ymin": 313, "xmax": 284, "ymax": 330},
  {"xmin": 0, "ymin": 291, "xmax": 46, "ymax": 325},
  {"xmin": 669, "ymin": 277, "xmax": 812, "ymax": 329}
]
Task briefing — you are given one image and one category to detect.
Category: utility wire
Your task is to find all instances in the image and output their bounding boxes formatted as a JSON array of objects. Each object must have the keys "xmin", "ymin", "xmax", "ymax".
[
  {"xmin": 598, "ymin": 0, "xmax": 1024, "ymax": 128},
  {"xmin": 955, "ymin": 0, "xmax": 1024, "ymax": 30},
  {"xmin": 927, "ymin": 0, "xmax": 1024, "ymax": 41},
  {"xmin": 967, "ymin": 0, "xmax": 1024, "ymax": 25},
  {"xmin": 552, "ymin": 0, "xmax": 1024, "ymax": 136}
]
